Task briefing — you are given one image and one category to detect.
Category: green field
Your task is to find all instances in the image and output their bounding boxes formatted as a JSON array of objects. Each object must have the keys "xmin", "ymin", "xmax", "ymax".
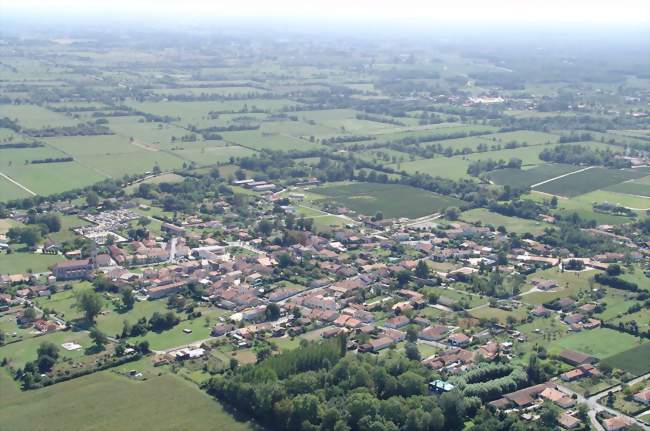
[
  {"xmin": 0, "ymin": 252, "xmax": 64, "ymax": 274},
  {"xmin": 460, "ymin": 208, "xmax": 548, "ymax": 234},
  {"xmin": 487, "ymin": 163, "xmax": 578, "ymax": 188},
  {"xmin": 311, "ymin": 182, "xmax": 465, "ymax": 219},
  {"xmin": 546, "ymin": 328, "xmax": 644, "ymax": 359},
  {"xmin": 535, "ymin": 167, "xmax": 647, "ymax": 197},
  {"xmin": 601, "ymin": 343, "xmax": 650, "ymax": 376},
  {"xmin": 605, "ymin": 176, "xmax": 650, "ymax": 197},
  {"xmin": 0, "ymin": 369, "xmax": 257, "ymax": 431}
]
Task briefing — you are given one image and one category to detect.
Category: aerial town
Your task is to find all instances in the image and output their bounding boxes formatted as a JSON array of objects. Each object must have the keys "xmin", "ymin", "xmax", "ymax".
[{"xmin": 0, "ymin": 3, "xmax": 649, "ymax": 430}]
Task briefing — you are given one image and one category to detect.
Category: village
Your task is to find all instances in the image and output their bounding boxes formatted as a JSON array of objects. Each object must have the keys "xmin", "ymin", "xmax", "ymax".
[{"xmin": 1, "ymin": 175, "xmax": 649, "ymax": 431}]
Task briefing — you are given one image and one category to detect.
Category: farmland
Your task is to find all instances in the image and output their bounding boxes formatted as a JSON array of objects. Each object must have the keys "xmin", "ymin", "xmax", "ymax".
[
  {"xmin": 0, "ymin": 370, "xmax": 257, "ymax": 431},
  {"xmin": 310, "ymin": 182, "xmax": 465, "ymax": 219},
  {"xmin": 534, "ymin": 167, "xmax": 648, "ymax": 197}
]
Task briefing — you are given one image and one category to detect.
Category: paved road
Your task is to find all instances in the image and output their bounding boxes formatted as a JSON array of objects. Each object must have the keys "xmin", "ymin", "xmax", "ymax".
[{"xmin": 557, "ymin": 372, "xmax": 650, "ymax": 431}]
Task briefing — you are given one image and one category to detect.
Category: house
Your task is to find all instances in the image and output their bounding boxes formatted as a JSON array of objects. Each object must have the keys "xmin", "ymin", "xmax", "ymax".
[
  {"xmin": 211, "ymin": 323, "xmax": 235, "ymax": 337},
  {"xmin": 368, "ymin": 337, "xmax": 394, "ymax": 352},
  {"xmin": 602, "ymin": 416, "xmax": 632, "ymax": 431},
  {"xmin": 558, "ymin": 350, "xmax": 596, "ymax": 366},
  {"xmin": 560, "ymin": 364, "xmax": 601, "ymax": 382},
  {"xmin": 429, "ymin": 380, "xmax": 455, "ymax": 393},
  {"xmin": 532, "ymin": 306, "xmax": 551, "ymax": 317},
  {"xmin": 384, "ymin": 315, "xmax": 409, "ymax": 329},
  {"xmin": 540, "ymin": 387, "xmax": 575, "ymax": 408},
  {"xmin": 448, "ymin": 332, "xmax": 471, "ymax": 347},
  {"xmin": 633, "ymin": 388, "xmax": 650, "ymax": 405},
  {"xmin": 418, "ymin": 325, "xmax": 448, "ymax": 341},
  {"xmin": 147, "ymin": 281, "xmax": 187, "ymax": 299},
  {"xmin": 557, "ymin": 413, "xmax": 581, "ymax": 430},
  {"xmin": 51, "ymin": 259, "xmax": 93, "ymax": 280}
]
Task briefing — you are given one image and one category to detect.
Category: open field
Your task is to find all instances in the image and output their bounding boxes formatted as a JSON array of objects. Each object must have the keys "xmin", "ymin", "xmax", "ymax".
[
  {"xmin": 0, "ymin": 252, "xmax": 64, "ymax": 274},
  {"xmin": 460, "ymin": 208, "xmax": 548, "ymax": 234},
  {"xmin": 310, "ymin": 182, "xmax": 465, "ymax": 219},
  {"xmin": 0, "ymin": 369, "xmax": 257, "ymax": 431},
  {"xmin": 546, "ymin": 328, "xmax": 644, "ymax": 359}
]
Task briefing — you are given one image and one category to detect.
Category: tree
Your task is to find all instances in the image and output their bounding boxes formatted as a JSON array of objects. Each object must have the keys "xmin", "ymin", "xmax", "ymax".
[
  {"xmin": 23, "ymin": 306, "xmax": 37, "ymax": 322},
  {"xmin": 258, "ymin": 219, "xmax": 273, "ymax": 237},
  {"xmin": 278, "ymin": 253, "xmax": 293, "ymax": 268},
  {"xmin": 86, "ymin": 191, "xmax": 99, "ymax": 207},
  {"xmin": 405, "ymin": 343, "xmax": 421, "ymax": 361},
  {"xmin": 74, "ymin": 289, "xmax": 103, "ymax": 323},
  {"xmin": 373, "ymin": 211, "xmax": 384, "ymax": 221},
  {"xmin": 89, "ymin": 327, "xmax": 108, "ymax": 351},
  {"xmin": 396, "ymin": 270, "xmax": 412, "ymax": 287},
  {"xmin": 406, "ymin": 327, "xmax": 418, "ymax": 343},
  {"xmin": 36, "ymin": 342, "xmax": 60, "ymax": 372},
  {"xmin": 445, "ymin": 206, "xmax": 460, "ymax": 220},
  {"xmin": 414, "ymin": 260, "xmax": 430, "ymax": 279},
  {"xmin": 121, "ymin": 288, "xmax": 135, "ymax": 310},
  {"xmin": 265, "ymin": 303, "xmax": 281, "ymax": 321}
]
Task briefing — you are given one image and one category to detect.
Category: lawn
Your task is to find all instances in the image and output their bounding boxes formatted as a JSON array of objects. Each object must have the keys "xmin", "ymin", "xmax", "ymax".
[
  {"xmin": 392, "ymin": 156, "xmax": 471, "ymax": 180},
  {"xmin": 0, "ymin": 369, "xmax": 258, "ymax": 431},
  {"xmin": 0, "ymin": 176, "xmax": 32, "ymax": 202},
  {"xmin": 311, "ymin": 182, "xmax": 465, "ymax": 219},
  {"xmin": 546, "ymin": 328, "xmax": 644, "ymax": 359},
  {"xmin": 0, "ymin": 328, "xmax": 93, "ymax": 368},
  {"xmin": 0, "ymin": 252, "xmax": 64, "ymax": 274}
]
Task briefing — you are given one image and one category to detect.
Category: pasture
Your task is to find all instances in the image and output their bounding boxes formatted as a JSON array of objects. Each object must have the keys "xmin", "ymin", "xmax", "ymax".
[{"xmin": 310, "ymin": 182, "xmax": 465, "ymax": 219}]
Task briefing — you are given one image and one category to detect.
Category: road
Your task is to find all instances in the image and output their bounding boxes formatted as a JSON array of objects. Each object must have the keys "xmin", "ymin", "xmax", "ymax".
[{"xmin": 557, "ymin": 372, "xmax": 650, "ymax": 431}]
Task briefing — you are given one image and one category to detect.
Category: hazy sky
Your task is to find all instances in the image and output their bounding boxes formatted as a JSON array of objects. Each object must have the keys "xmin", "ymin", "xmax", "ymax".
[{"xmin": 2, "ymin": 0, "xmax": 649, "ymax": 28}]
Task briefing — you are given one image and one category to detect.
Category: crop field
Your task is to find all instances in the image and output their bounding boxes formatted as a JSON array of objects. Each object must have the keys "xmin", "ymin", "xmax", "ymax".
[
  {"xmin": 534, "ymin": 167, "xmax": 648, "ymax": 197},
  {"xmin": 605, "ymin": 176, "xmax": 650, "ymax": 197},
  {"xmin": 546, "ymin": 328, "xmax": 643, "ymax": 359},
  {"xmin": 601, "ymin": 343, "xmax": 650, "ymax": 376},
  {"xmin": 310, "ymin": 182, "xmax": 465, "ymax": 219},
  {"xmin": 0, "ymin": 370, "xmax": 256, "ymax": 431},
  {"xmin": 487, "ymin": 163, "xmax": 578, "ymax": 188},
  {"xmin": 459, "ymin": 208, "xmax": 548, "ymax": 234}
]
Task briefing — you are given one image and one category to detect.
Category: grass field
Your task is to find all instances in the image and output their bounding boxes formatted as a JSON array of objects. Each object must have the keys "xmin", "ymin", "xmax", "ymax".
[
  {"xmin": 605, "ymin": 176, "xmax": 650, "ymax": 197},
  {"xmin": 311, "ymin": 182, "xmax": 465, "ymax": 219},
  {"xmin": 460, "ymin": 208, "xmax": 548, "ymax": 234},
  {"xmin": 0, "ymin": 369, "xmax": 257, "ymax": 431},
  {"xmin": 534, "ymin": 167, "xmax": 647, "ymax": 197},
  {"xmin": 546, "ymin": 328, "xmax": 643, "ymax": 359},
  {"xmin": 601, "ymin": 343, "xmax": 650, "ymax": 376},
  {"xmin": 0, "ymin": 252, "xmax": 64, "ymax": 274},
  {"xmin": 392, "ymin": 156, "xmax": 472, "ymax": 180}
]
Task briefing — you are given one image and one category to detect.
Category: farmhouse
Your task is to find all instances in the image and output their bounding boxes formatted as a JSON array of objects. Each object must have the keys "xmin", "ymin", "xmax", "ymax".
[
  {"xmin": 418, "ymin": 325, "xmax": 448, "ymax": 341},
  {"xmin": 633, "ymin": 388, "xmax": 650, "ymax": 405},
  {"xmin": 448, "ymin": 332, "xmax": 471, "ymax": 347},
  {"xmin": 558, "ymin": 350, "xmax": 597, "ymax": 366}
]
